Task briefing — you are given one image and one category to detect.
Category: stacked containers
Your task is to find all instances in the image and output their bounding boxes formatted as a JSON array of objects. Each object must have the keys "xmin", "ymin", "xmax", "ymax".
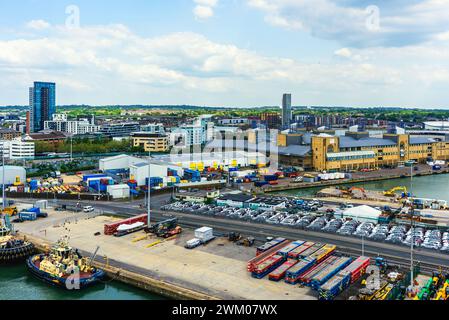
[
  {"xmin": 297, "ymin": 255, "xmax": 339, "ymax": 286},
  {"xmin": 296, "ymin": 243, "xmax": 324, "ymax": 259},
  {"xmin": 268, "ymin": 259, "xmax": 298, "ymax": 281},
  {"xmin": 309, "ymin": 256, "xmax": 353, "ymax": 289},
  {"xmin": 277, "ymin": 240, "xmax": 305, "ymax": 258},
  {"xmin": 285, "ymin": 257, "xmax": 317, "ymax": 284},
  {"xmin": 342, "ymin": 256, "xmax": 371, "ymax": 284},
  {"xmin": 247, "ymin": 241, "xmax": 291, "ymax": 273},
  {"xmin": 308, "ymin": 244, "xmax": 337, "ymax": 264},
  {"xmin": 318, "ymin": 256, "xmax": 370, "ymax": 300},
  {"xmin": 251, "ymin": 254, "xmax": 285, "ymax": 279},
  {"xmin": 288, "ymin": 242, "xmax": 314, "ymax": 259},
  {"xmin": 319, "ymin": 270, "xmax": 352, "ymax": 300},
  {"xmin": 256, "ymin": 238, "xmax": 288, "ymax": 256}
]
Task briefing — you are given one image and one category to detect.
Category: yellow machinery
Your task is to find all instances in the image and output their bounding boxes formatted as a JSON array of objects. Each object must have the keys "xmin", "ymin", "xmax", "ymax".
[
  {"xmin": 2, "ymin": 206, "xmax": 18, "ymax": 216},
  {"xmin": 384, "ymin": 186, "xmax": 408, "ymax": 197},
  {"xmin": 13, "ymin": 176, "xmax": 22, "ymax": 187},
  {"xmin": 434, "ymin": 280, "xmax": 449, "ymax": 300}
]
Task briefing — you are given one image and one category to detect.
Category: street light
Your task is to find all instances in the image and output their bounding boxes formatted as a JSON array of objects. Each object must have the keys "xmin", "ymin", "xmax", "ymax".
[{"xmin": 147, "ymin": 150, "xmax": 151, "ymax": 228}]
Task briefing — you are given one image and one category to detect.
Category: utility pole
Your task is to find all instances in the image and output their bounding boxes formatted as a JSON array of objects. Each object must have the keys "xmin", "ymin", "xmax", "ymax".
[
  {"xmin": 362, "ymin": 234, "xmax": 365, "ymax": 257},
  {"xmin": 70, "ymin": 135, "xmax": 73, "ymax": 162},
  {"xmin": 410, "ymin": 212, "xmax": 414, "ymax": 289},
  {"xmin": 147, "ymin": 150, "xmax": 151, "ymax": 227},
  {"xmin": 2, "ymin": 148, "xmax": 5, "ymax": 212}
]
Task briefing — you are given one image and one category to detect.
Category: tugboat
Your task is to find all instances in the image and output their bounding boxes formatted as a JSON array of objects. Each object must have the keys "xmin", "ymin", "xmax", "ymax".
[
  {"xmin": 0, "ymin": 216, "xmax": 35, "ymax": 263},
  {"xmin": 26, "ymin": 237, "xmax": 105, "ymax": 289}
]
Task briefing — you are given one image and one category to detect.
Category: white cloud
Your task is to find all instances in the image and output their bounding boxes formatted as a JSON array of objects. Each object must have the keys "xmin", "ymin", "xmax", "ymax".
[
  {"xmin": 246, "ymin": 0, "xmax": 449, "ymax": 47},
  {"xmin": 194, "ymin": 0, "xmax": 218, "ymax": 6},
  {"xmin": 26, "ymin": 20, "xmax": 51, "ymax": 30},
  {"xmin": 193, "ymin": 5, "xmax": 214, "ymax": 20},
  {"xmin": 193, "ymin": 0, "xmax": 218, "ymax": 20},
  {"xmin": 334, "ymin": 48, "xmax": 352, "ymax": 58},
  {"xmin": 1, "ymin": 23, "xmax": 449, "ymax": 107}
]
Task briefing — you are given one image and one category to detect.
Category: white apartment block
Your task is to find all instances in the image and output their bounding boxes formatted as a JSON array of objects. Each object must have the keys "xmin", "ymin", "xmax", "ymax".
[
  {"xmin": 44, "ymin": 114, "xmax": 100, "ymax": 135},
  {"xmin": 0, "ymin": 138, "xmax": 35, "ymax": 160}
]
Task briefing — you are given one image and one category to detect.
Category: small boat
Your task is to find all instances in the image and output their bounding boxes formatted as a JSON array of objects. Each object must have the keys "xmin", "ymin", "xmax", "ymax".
[
  {"xmin": 26, "ymin": 238, "xmax": 105, "ymax": 290},
  {"xmin": 0, "ymin": 220, "xmax": 35, "ymax": 264}
]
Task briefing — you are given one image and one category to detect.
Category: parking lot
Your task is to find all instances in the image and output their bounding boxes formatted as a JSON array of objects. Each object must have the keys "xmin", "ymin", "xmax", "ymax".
[{"xmin": 161, "ymin": 199, "xmax": 449, "ymax": 254}]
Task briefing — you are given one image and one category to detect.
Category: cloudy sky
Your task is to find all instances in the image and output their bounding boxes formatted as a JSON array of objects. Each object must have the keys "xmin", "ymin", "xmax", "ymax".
[{"xmin": 1, "ymin": 0, "xmax": 449, "ymax": 108}]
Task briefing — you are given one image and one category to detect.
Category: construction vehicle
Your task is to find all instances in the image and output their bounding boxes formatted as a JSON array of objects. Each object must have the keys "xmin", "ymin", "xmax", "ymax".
[
  {"xmin": 2, "ymin": 206, "xmax": 18, "ymax": 217},
  {"xmin": 375, "ymin": 257, "xmax": 388, "ymax": 273},
  {"xmin": 384, "ymin": 186, "xmax": 408, "ymax": 197},
  {"xmin": 237, "ymin": 237, "xmax": 255, "ymax": 247},
  {"xmin": 434, "ymin": 279, "xmax": 449, "ymax": 300},
  {"xmin": 414, "ymin": 272, "xmax": 444, "ymax": 300},
  {"xmin": 228, "ymin": 232, "xmax": 242, "ymax": 242}
]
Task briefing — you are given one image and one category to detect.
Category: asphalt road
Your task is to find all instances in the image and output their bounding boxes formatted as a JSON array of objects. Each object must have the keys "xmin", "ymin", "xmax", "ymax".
[{"xmin": 28, "ymin": 195, "xmax": 449, "ymax": 271}]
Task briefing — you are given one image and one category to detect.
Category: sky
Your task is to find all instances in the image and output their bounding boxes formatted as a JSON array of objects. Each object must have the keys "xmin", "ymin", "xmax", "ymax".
[{"xmin": 1, "ymin": 0, "xmax": 449, "ymax": 108}]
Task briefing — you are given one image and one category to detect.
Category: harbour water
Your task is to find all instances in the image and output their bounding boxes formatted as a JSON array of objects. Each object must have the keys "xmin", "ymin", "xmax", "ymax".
[
  {"xmin": 275, "ymin": 173, "xmax": 449, "ymax": 202},
  {"xmin": 0, "ymin": 263, "xmax": 166, "ymax": 300}
]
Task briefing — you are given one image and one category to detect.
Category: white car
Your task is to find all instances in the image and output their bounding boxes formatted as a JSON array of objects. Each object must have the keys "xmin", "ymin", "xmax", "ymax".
[{"xmin": 83, "ymin": 206, "xmax": 95, "ymax": 213}]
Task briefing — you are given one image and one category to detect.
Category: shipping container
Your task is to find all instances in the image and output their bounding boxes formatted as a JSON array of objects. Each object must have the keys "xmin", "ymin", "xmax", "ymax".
[
  {"xmin": 268, "ymin": 259, "xmax": 298, "ymax": 281},
  {"xmin": 343, "ymin": 256, "xmax": 370, "ymax": 283},
  {"xmin": 309, "ymin": 256, "xmax": 353, "ymax": 289},
  {"xmin": 19, "ymin": 211, "xmax": 37, "ymax": 221},
  {"xmin": 296, "ymin": 243, "xmax": 324, "ymax": 259},
  {"xmin": 263, "ymin": 175, "xmax": 278, "ymax": 182},
  {"xmin": 277, "ymin": 240, "xmax": 305, "ymax": 258},
  {"xmin": 83, "ymin": 174, "xmax": 107, "ymax": 182},
  {"xmin": 256, "ymin": 238, "xmax": 288, "ymax": 256},
  {"xmin": 319, "ymin": 270, "xmax": 352, "ymax": 300},
  {"xmin": 287, "ymin": 241, "xmax": 314, "ymax": 259},
  {"xmin": 252, "ymin": 254, "xmax": 285, "ymax": 279},
  {"xmin": 308, "ymin": 244, "xmax": 336, "ymax": 263},
  {"xmin": 247, "ymin": 241, "xmax": 291, "ymax": 273},
  {"xmin": 285, "ymin": 257, "xmax": 317, "ymax": 284},
  {"xmin": 297, "ymin": 256, "xmax": 338, "ymax": 286}
]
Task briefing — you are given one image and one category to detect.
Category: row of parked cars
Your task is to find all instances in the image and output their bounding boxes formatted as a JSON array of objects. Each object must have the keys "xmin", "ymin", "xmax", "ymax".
[{"xmin": 162, "ymin": 200, "xmax": 449, "ymax": 253}]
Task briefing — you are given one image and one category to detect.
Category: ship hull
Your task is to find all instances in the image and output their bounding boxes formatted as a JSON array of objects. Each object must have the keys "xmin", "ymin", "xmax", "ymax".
[
  {"xmin": 26, "ymin": 254, "xmax": 106, "ymax": 290},
  {"xmin": 0, "ymin": 242, "xmax": 35, "ymax": 264}
]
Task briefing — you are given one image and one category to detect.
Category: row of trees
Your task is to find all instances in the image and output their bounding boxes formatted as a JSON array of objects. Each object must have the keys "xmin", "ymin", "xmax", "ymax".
[{"xmin": 35, "ymin": 138, "xmax": 144, "ymax": 154}]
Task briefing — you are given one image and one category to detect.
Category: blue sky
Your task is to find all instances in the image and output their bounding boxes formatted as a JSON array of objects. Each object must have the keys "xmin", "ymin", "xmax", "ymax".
[{"xmin": 1, "ymin": 0, "xmax": 449, "ymax": 108}]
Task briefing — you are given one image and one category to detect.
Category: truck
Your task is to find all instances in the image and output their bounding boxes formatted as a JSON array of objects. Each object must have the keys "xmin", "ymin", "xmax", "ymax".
[{"xmin": 185, "ymin": 227, "xmax": 215, "ymax": 249}]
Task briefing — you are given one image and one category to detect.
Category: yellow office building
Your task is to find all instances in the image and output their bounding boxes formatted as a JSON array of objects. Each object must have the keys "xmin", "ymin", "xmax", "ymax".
[
  {"xmin": 311, "ymin": 131, "xmax": 449, "ymax": 172},
  {"xmin": 131, "ymin": 132, "xmax": 169, "ymax": 152}
]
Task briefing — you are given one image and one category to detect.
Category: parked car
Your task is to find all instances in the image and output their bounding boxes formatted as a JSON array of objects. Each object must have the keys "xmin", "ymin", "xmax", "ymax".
[{"xmin": 83, "ymin": 206, "xmax": 95, "ymax": 213}]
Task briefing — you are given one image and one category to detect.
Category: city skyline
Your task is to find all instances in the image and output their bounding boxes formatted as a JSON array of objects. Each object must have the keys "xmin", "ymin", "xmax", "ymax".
[{"xmin": 1, "ymin": 1, "xmax": 449, "ymax": 108}]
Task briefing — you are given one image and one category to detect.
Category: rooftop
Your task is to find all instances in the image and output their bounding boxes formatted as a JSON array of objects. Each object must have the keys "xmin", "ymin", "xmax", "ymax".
[
  {"xmin": 218, "ymin": 193, "xmax": 254, "ymax": 202},
  {"xmin": 339, "ymin": 136, "xmax": 397, "ymax": 148}
]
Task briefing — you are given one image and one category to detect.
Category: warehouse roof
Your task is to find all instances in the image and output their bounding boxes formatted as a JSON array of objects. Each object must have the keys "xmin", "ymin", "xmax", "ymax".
[
  {"xmin": 409, "ymin": 137, "xmax": 436, "ymax": 144},
  {"xmin": 339, "ymin": 136, "xmax": 397, "ymax": 148},
  {"xmin": 278, "ymin": 145, "xmax": 311, "ymax": 157},
  {"xmin": 218, "ymin": 193, "xmax": 254, "ymax": 202}
]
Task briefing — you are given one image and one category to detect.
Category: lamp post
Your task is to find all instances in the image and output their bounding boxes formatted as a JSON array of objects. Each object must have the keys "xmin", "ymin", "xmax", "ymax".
[
  {"xmin": 2, "ymin": 149, "xmax": 5, "ymax": 212},
  {"xmin": 147, "ymin": 150, "xmax": 151, "ymax": 228}
]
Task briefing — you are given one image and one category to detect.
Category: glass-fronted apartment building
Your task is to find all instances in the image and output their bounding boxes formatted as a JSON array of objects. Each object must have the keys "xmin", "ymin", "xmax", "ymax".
[{"xmin": 29, "ymin": 82, "xmax": 56, "ymax": 132}]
